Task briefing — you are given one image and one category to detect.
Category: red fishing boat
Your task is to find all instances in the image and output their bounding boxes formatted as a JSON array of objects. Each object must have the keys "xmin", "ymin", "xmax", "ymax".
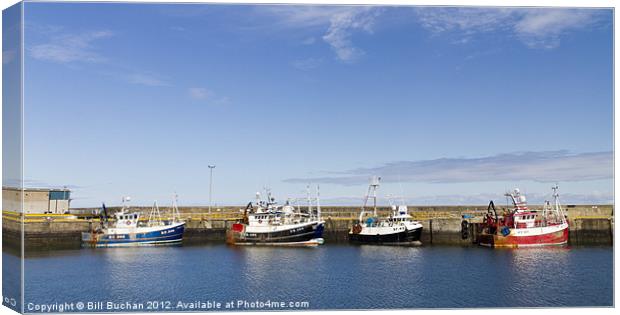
[{"xmin": 478, "ymin": 185, "xmax": 569, "ymax": 248}]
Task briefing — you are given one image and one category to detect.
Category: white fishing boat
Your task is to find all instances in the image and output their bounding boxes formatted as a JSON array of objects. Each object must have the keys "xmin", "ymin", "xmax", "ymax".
[
  {"xmin": 82, "ymin": 195, "xmax": 186, "ymax": 247},
  {"xmin": 227, "ymin": 187, "xmax": 325, "ymax": 246},
  {"xmin": 349, "ymin": 177, "xmax": 423, "ymax": 245}
]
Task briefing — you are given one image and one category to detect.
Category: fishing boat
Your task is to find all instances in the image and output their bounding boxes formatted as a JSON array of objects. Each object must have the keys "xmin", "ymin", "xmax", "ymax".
[
  {"xmin": 478, "ymin": 185, "xmax": 569, "ymax": 248},
  {"xmin": 349, "ymin": 177, "xmax": 423, "ymax": 245},
  {"xmin": 227, "ymin": 187, "xmax": 325, "ymax": 246},
  {"xmin": 82, "ymin": 196, "xmax": 185, "ymax": 247}
]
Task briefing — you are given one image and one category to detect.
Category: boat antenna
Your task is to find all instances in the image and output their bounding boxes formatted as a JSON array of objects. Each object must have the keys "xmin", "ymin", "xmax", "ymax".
[
  {"xmin": 172, "ymin": 192, "xmax": 181, "ymax": 223},
  {"xmin": 398, "ymin": 175, "xmax": 406, "ymax": 205},
  {"xmin": 122, "ymin": 196, "xmax": 131, "ymax": 211},
  {"xmin": 370, "ymin": 176, "xmax": 381, "ymax": 217},
  {"xmin": 316, "ymin": 185, "xmax": 322, "ymax": 221},
  {"xmin": 306, "ymin": 184, "xmax": 313, "ymax": 215}
]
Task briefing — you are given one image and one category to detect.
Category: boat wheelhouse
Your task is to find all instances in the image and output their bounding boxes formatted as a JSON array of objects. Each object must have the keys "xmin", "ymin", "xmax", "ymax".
[
  {"xmin": 478, "ymin": 185, "xmax": 569, "ymax": 248},
  {"xmin": 348, "ymin": 177, "xmax": 423, "ymax": 245},
  {"xmin": 82, "ymin": 195, "xmax": 186, "ymax": 247},
  {"xmin": 227, "ymin": 187, "xmax": 325, "ymax": 246}
]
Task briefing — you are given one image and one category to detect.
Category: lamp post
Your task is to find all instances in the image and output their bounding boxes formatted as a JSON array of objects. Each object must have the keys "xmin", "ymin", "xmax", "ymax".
[{"xmin": 208, "ymin": 165, "xmax": 216, "ymax": 215}]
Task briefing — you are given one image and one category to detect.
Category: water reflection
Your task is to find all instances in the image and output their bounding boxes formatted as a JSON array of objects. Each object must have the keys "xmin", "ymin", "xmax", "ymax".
[
  {"xmin": 234, "ymin": 246, "xmax": 327, "ymax": 300},
  {"xmin": 499, "ymin": 247, "xmax": 571, "ymax": 306},
  {"xmin": 19, "ymin": 245, "xmax": 613, "ymax": 309}
]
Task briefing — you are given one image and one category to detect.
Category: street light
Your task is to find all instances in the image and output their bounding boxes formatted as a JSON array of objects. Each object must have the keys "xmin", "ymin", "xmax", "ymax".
[{"xmin": 208, "ymin": 165, "xmax": 216, "ymax": 215}]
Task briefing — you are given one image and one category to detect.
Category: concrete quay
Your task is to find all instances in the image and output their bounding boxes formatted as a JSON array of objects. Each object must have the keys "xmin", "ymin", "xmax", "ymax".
[{"xmin": 2, "ymin": 204, "xmax": 613, "ymax": 250}]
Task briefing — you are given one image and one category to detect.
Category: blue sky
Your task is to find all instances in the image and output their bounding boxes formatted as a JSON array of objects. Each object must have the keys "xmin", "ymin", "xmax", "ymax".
[{"xmin": 6, "ymin": 3, "xmax": 613, "ymax": 207}]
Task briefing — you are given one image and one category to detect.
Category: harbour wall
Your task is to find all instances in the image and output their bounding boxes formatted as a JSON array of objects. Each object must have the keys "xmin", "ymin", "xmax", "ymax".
[{"xmin": 2, "ymin": 205, "xmax": 614, "ymax": 250}]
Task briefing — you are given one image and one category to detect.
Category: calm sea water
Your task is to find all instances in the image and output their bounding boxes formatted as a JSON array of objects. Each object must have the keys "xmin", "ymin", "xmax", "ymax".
[{"xmin": 4, "ymin": 244, "xmax": 614, "ymax": 311}]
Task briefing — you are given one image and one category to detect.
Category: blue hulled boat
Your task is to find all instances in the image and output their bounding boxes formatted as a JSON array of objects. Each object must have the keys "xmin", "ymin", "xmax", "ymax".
[{"xmin": 82, "ymin": 196, "xmax": 186, "ymax": 248}]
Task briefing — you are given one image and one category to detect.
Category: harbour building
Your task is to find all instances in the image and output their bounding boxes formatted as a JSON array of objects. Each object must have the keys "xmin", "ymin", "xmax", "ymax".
[{"xmin": 2, "ymin": 186, "xmax": 71, "ymax": 214}]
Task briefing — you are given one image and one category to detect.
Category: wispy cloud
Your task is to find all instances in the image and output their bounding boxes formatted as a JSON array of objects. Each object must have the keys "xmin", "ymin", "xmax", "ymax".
[
  {"xmin": 188, "ymin": 87, "xmax": 229, "ymax": 105},
  {"xmin": 259, "ymin": 6, "xmax": 382, "ymax": 62},
  {"xmin": 284, "ymin": 151, "xmax": 613, "ymax": 185},
  {"xmin": 514, "ymin": 9, "xmax": 597, "ymax": 49},
  {"xmin": 319, "ymin": 191, "xmax": 613, "ymax": 206},
  {"xmin": 98, "ymin": 70, "xmax": 172, "ymax": 87},
  {"xmin": 415, "ymin": 8, "xmax": 601, "ymax": 49},
  {"xmin": 28, "ymin": 30, "xmax": 113, "ymax": 63},
  {"xmin": 260, "ymin": 5, "xmax": 351, "ymax": 28},
  {"xmin": 188, "ymin": 87, "xmax": 212, "ymax": 100},
  {"xmin": 28, "ymin": 25, "xmax": 177, "ymax": 90},
  {"xmin": 416, "ymin": 7, "xmax": 514, "ymax": 35},
  {"xmin": 322, "ymin": 7, "xmax": 381, "ymax": 62}
]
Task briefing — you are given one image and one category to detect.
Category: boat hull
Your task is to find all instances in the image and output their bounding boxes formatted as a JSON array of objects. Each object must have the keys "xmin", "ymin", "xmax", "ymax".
[
  {"xmin": 227, "ymin": 221, "xmax": 325, "ymax": 246},
  {"xmin": 478, "ymin": 224, "xmax": 569, "ymax": 248},
  {"xmin": 349, "ymin": 226, "xmax": 422, "ymax": 245},
  {"xmin": 81, "ymin": 223, "xmax": 185, "ymax": 248}
]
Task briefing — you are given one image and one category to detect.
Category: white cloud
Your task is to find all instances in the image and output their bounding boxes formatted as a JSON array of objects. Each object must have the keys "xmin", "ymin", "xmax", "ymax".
[
  {"xmin": 29, "ymin": 30, "xmax": 113, "ymax": 63},
  {"xmin": 284, "ymin": 151, "xmax": 613, "ymax": 185},
  {"xmin": 416, "ymin": 7, "xmax": 514, "ymax": 34},
  {"xmin": 188, "ymin": 87, "xmax": 212, "ymax": 100},
  {"xmin": 514, "ymin": 9, "xmax": 597, "ymax": 49},
  {"xmin": 260, "ymin": 5, "xmax": 350, "ymax": 28},
  {"xmin": 415, "ymin": 8, "xmax": 601, "ymax": 49},
  {"xmin": 319, "ymin": 191, "xmax": 613, "ymax": 206},
  {"xmin": 259, "ymin": 6, "xmax": 382, "ymax": 62},
  {"xmin": 28, "ymin": 25, "xmax": 177, "ymax": 90},
  {"xmin": 188, "ymin": 87, "xmax": 229, "ymax": 105},
  {"xmin": 322, "ymin": 7, "xmax": 380, "ymax": 62}
]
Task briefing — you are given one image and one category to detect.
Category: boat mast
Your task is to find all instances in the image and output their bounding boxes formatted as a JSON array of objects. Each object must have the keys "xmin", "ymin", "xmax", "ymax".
[
  {"xmin": 387, "ymin": 196, "xmax": 396, "ymax": 217},
  {"xmin": 359, "ymin": 177, "xmax": 380, "ymax": 221},
  {"xmin": 255, "ymin": 191, "xmax": 262, "ymax": 212},
  {"xmin": 542, "ymin": 200, "xmax": 550, "ymax": 225},
  {"xmin": 265, "ymin": 187, "xmax": 274, "ymax": 211},
  {"xmin": 552, "ymin": 184, "xmax": 566, "ymax": 224},
  {"xmin": 121, "ymin": 196, "xmax": 131, "ymax": 212},
  {"xmin": 149, "ymin": 201, "xmax": 163, "ymax": 227},
  {"xmin": 172, "ymin": 192, "xmax": 181, "ymax": 223}
]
